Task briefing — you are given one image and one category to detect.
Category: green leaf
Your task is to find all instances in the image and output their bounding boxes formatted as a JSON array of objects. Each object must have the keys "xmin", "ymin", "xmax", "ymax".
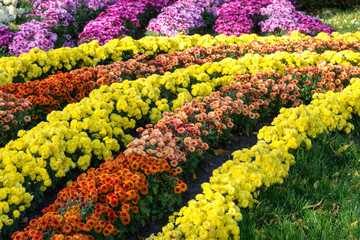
[{"xmin": 153, "ymin": 184, "xmax": 159, "ymax": 195}]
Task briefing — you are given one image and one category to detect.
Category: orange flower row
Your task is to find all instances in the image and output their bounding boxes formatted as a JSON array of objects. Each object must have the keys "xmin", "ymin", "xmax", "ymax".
[
  {"xmin": 12, "ymin": 154, "xmax": 186, "ymax": 240},
  {"xmin": 230, "ymin": 62, "xmax": 360, "ymax": 108},
  {"xmin": 0, "ymin": 68, "xmax": 118, "ymax": 110}
]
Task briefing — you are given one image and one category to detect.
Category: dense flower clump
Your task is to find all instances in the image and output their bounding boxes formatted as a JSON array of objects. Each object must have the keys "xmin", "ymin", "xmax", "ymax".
[
  {"xmin": 9, "ymin": 20, "xmax": 58, "ymax": 55},
  {"xmin": 147, "ymin": 0, "xmax": 334, "ymax": 37},
  {"xmin": 0, "ymin": 26, "xmax": 14, "ymax": 55},
  {"xmin": 214, "ymin": 0, "xmax": 271, "ymax": 35},
  {"xmin": 78, "ymin": 0, "xmax": 173, "ymax": 45},
  {"xmin": 0, "ymin": 91, "xmax": 33, "ymax": 146},
  {"xmin": 0, "ymin": 0, "xmax": 25, "ymax": 27},
  {"xmin": 146, "ymin": 0, "xmax": 217, "ymax": 37},
  {"xmin": 259, "ymin": 0, "xmax": 335, "ymax": 35},
  {"xmin": 11, "ymin": 154, "xmax": 185, "ymax": 239}
]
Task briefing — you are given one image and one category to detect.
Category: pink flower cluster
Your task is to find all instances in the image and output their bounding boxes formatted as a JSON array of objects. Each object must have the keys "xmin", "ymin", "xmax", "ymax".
[
  {"xmin": 30, "ymin": 0, "xmax": 82, "ymax": 11},
  {"xmin": 84, "ymin": 0, "xmax": 119, "ymax": 11},
  {"xmin": 146, "ymin": 0, "xmax": 216, "ymax": 37},
  {"xmin": 0, "ymin": 26, "xmax": 14, "ymax": 52},
  {"xmin": 9, "ymin": 0, "xmax": 119, "ymax": 55},
  {"xmin": 145, "ymin": 0, "xmax": 175, "ymax": 9},
  {"xmin": 259, "ymin": 0, "xmax": 335, "ymax": 35},
  {"xmin": 26, "ymin": 8, "xmax": 75, "ymax": 25},
  {"xmin": 9, "ymin": 20, "xmax": 58, "ymax": 55},
  {"xmin": 78, "ymin": 0, "xmax": 173, "ymax": 45},
  {"xmin": 30, "ymin": 0, "xmax": 117, "ymax": 11},
  {"xmin": 214, "ymin": 0, "xmax": 270, "ymax": 36}
]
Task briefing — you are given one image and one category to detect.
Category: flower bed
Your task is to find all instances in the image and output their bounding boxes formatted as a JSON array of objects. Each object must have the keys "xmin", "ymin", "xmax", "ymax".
[
  {"xmin": 4, "ymin": 0, "xmax": 174, "ymax": 55},
  {"xmin": 11, "ymin": 154, "xmax": 184, "ymax": 239},
  {"xmin": 4, "ymin": 57, "xmax": 360, "ymax": 238},
  {"xmin": 1, "ymin": 31, "xmax": 360, "ymax": 86},
  {"xmin": 7, "ymin": 0, "xmax": 117, "ymax": 55},
  {"xmin": 1, "ymin": 2, "xmax": 359, "ymax": 239},
  {"xmin": 1, "ymin": 49, "xmax": 360, "ymax": 223},
  {"xmin": 0, "ymin": 45, "xmax": 359, "ymax": 149},
  {"xmin": 1, "ymin": 0, "xmax": 337, "ymax": 56},
  {"xmin": 146, "ymin": 0, "xmax": 334, "ymax": 37}
]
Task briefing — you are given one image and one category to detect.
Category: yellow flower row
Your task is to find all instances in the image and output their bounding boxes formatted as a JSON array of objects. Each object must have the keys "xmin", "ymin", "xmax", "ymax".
[
  {"xmin": 148, "ymin": 78, "xmax": 360, "ymax": 240},
  {"xmin": 0, "ymin": 49, "xmax": 359, "ymax": 231},
  {"xmin": 1, "ymin": 31, "xmax": 360, "ymax": 86}
]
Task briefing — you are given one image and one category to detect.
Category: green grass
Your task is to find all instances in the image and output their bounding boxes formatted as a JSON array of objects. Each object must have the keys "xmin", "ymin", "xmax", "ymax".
[
  {"xmin": 238, "ymin": 117, "xmax": 360, "ymax": 240},
  {"xmin": 312, "ymin": 6, "xmax": 360, "ymax": 33}
]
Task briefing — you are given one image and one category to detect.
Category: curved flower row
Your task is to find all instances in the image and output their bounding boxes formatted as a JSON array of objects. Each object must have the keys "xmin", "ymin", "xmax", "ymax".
[
  {"xmin": 0, "ymin": 67, "xmax": 118, "ymax": 144},
  {"xmin": 3, "ymin": 0, "xmax": 336, "ymax": 55},
  {"xmin": 2, "ymin": 54, "xmax": 359, "ymax": 236},
  {"xmin": 2, "ymin": 31, "xmax": 360, "ymax": 86},
  {"xmin": 148, "ymin": 77, "xmax": 360, "ymax": 240}
]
